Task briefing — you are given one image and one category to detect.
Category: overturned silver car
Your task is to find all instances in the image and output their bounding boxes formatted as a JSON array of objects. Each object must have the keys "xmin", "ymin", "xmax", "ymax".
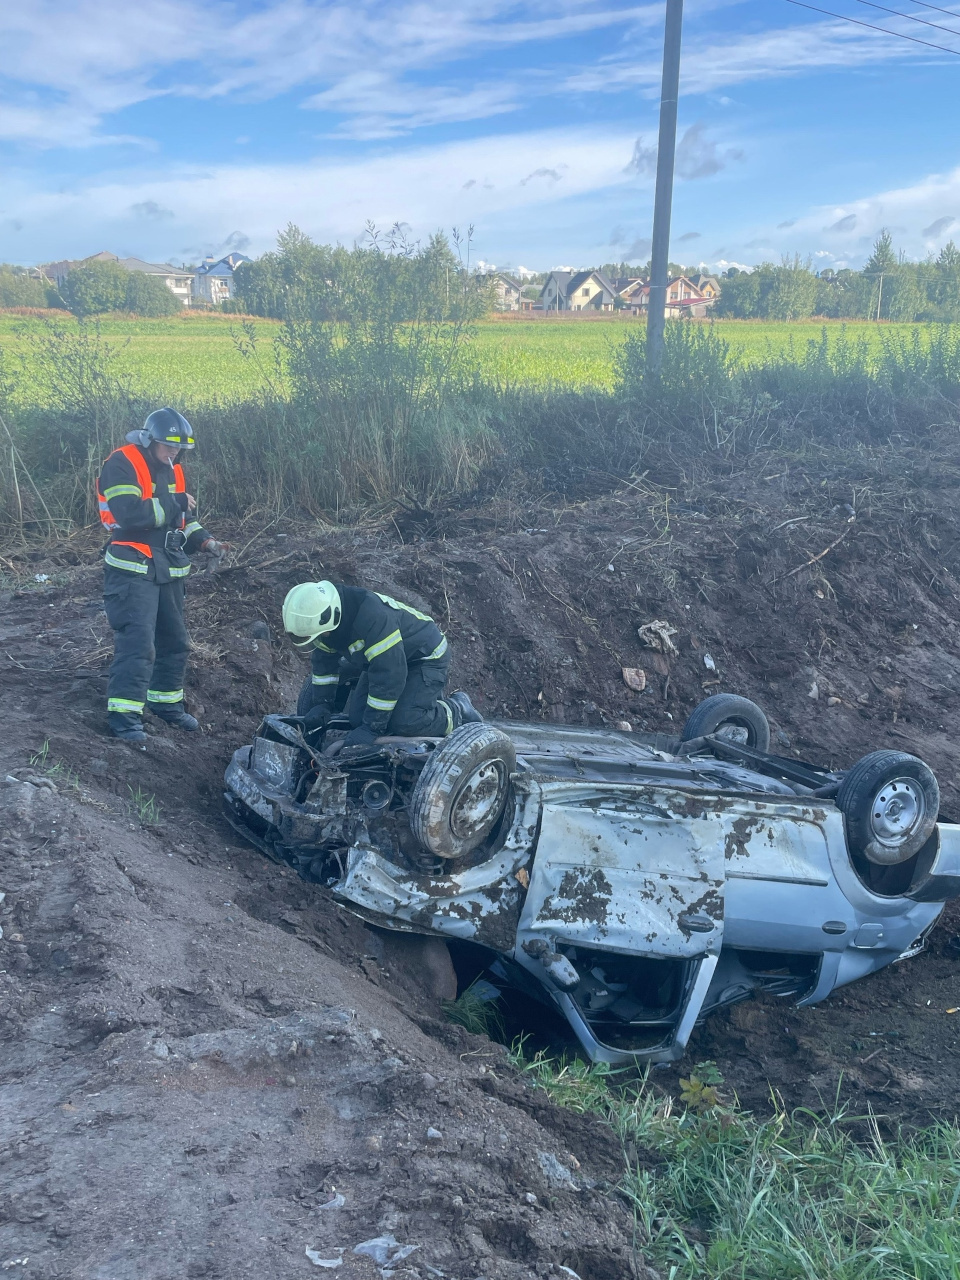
[{"xmin": 224, "ymin": 694, "xmax": 960, "ymax": 1064}]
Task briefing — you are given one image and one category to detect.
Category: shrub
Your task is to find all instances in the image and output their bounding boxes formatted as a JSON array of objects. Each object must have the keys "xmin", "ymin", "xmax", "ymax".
[
  {"xmin": 0, "ymin": 269, "xmax": 56, "ymax": 310},
  {"xmin": 123, "ymin": 272, "xmax": 182, "ymax": 317}
]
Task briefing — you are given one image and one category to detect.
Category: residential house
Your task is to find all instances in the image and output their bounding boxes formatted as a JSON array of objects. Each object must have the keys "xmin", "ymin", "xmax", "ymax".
[
  {"xmin": 38, "ymin": 251, "xmax": 196, "ymax": 305},
  {"xmin": 615, "ymin": 277, "xmax": 648, "ymax": 311},
  {"xmin": 479, "ymin": 272, "xmax": 524, "ymax": 311},
  {"xmin": 192, "ymin": 252, "xmax": 251, "ymax": 305},
  {"xmin": 690, "ymin": 274, "xmax": 720, "ymax": 301},
  {"xmin": 617, "ymin": 275, "xmax": 715, "ymax": 318},
  {"xmin": 539, "ymin": 270, "xmax": 617, "ymax": 312},
  {"xmin": 116, "ymin": 255, "xmax": 195, "ymax": 306}
]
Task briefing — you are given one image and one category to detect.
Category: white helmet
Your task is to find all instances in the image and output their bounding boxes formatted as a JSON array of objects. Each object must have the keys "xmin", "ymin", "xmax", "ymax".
[{"xmin": 282, "ymin": 581, "xmax": 342, "ymax": 647}]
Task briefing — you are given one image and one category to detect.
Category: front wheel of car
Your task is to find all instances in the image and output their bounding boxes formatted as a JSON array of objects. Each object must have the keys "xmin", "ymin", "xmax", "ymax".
[
  {"xmin": 836, "ymin": 750, "xmax": 939, "ymax": 865},
  {"xmin": 680, "ymin": 693, "xmax": 771, "ymax": 752},
  {"xmin": 410, "ymin": 724, "xmax": 516, "ymax": 860}
]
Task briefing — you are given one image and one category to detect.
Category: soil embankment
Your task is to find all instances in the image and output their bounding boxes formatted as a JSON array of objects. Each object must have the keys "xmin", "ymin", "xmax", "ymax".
[{"xmin": 3, "ymin": 445, "xmax": 960, "ymax": 1276}]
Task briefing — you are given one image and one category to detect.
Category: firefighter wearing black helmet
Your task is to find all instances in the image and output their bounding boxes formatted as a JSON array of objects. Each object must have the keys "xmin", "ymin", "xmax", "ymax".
[{"xmin": 96, "ymin": 407, "xmax": 226, "ymax": 744}]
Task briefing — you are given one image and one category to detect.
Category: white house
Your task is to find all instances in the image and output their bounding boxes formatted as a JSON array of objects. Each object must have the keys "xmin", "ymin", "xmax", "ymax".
[
  {"xmin": 192, "ymin": 252, "xmax": 251, "ymax": 305},
  {"xmin": 539, "ymin": 270, "xmax": 617, "ymax": 312},
  {"xmin": 38, "ymin": 250, "xmax": 196, "ymax": 305},
  {"xmin": 479, "ymin": 272, "xmax": 524, "ymax": 311},
  {"xmin": 116, "ymin": 256, "xmax": 195, "ymax": 306}
]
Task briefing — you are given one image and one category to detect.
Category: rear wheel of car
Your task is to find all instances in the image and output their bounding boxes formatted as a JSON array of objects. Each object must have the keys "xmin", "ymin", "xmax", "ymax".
[
  {"xmin": 680, "ymin": 693, "xmax": 771, "ymax": 752},
  {"xmin": 410, "ymin": 724, "xmax": 516, "ymax": 860},
  {"xmin": 836, "ymin": 750, "xmax": 939, "ymax": 865}
]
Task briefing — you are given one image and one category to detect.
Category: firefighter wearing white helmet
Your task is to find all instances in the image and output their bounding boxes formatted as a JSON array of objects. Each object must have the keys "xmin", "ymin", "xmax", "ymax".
[{"xmin": 282, "ymin": 580, "xmax": 481, "ymax": 747}]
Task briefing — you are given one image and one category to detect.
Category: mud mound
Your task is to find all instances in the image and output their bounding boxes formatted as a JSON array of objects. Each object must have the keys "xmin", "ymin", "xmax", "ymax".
[
  {"xmin": 3, "ymin": 444, "xmax": 960, "ymax": 1270},
  {"xmin": 0, "ymin": 775, "xmax": 648, "ymax": 1279}
]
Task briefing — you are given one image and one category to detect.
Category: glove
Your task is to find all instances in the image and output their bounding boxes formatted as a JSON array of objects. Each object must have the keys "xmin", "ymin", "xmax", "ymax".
[
  {"xmin": 201, "ymin": 538, "xmax": 227, "ymax": 556},
  {"xmin": 301, "ymin": 704, "xmax": 331, "ymax": 734},
  {"xmin": 342, "ymin": 724, "xmax": 378, "ymax": 749}
]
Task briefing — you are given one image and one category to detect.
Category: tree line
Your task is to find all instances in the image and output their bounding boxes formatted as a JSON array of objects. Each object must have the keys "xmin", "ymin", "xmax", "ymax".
[
  {"xmin": 716, "ymin": 233, "xmax": 960, "ymax": 322},
  {"xmin": 0, "ymin": 259, "xmax": 182, "ymax": 317},
  {"xmin": 231, "ymin": 224, "xmax": 488, "ymax": 322}
]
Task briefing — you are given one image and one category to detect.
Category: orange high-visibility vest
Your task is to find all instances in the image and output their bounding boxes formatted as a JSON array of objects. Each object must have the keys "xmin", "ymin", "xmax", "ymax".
[{"xmin": 97, "ymin": 444, "xmax": 186, "ymax": 559}]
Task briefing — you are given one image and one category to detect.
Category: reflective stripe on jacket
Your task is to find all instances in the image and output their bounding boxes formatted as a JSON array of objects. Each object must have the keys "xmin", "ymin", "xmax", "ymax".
[
  {"xmin": 308, "ymin": 584, "xmax": 446, "ymax": 732},
  {"xmin": 96, "ymin": 442, "xmax": 208, "ymax": 581}
]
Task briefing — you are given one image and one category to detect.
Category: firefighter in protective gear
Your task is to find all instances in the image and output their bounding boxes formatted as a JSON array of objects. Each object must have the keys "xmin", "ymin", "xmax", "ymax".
[
  {"xmin": 282, "ymin": 581, "xmax": 481, "ymax": 749},
  {"xmin": 96, "ymin": 407, "xmax": 224, "ymax": 744}
]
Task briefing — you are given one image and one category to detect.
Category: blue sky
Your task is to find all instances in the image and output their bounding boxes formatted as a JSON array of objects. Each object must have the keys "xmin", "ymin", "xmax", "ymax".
[{"xmin": 2, "ymin": 0, "xmax": 959, "ymax": 272}]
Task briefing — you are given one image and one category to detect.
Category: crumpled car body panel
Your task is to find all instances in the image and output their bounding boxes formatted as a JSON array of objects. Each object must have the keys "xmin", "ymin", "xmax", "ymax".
[{"xmin": 223, "ymin": 717, "xmax": 959, "ymax": 1064}]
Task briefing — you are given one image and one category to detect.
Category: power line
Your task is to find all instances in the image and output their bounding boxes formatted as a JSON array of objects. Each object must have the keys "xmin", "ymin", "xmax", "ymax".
[
  {"xmin": 908, "ymin": 0, "xmax": 960, "ymax": 17},
  {"xmin": 784, "ymin": 0, "xmax": 960, "ymax": 53},
  {"xmin": 856, "ymin": 0, "xmax": 960, "ymax": 37}
]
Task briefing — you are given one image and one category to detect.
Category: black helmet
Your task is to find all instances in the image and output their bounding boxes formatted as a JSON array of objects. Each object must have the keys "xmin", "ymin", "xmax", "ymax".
[{"xmin": 140, "ymin": 407, "xmax": 195, "ymax": 450}]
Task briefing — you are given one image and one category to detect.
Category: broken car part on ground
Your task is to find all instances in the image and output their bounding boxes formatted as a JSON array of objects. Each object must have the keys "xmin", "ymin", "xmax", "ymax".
[{"xmin": 225, "ymin": 693, "xmax": 960, "ymax": 1065}]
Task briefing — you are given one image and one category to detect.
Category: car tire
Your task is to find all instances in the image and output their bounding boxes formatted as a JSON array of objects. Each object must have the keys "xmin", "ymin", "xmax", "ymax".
[
  {"xmin": 410, "ymin": 724, "xmax": 516, "ymax": 860},
  {"xmin": 836, "ymin": 749, "xmax": 939, "ymax": 865},
  {"xmin": 296, "ymin": 678, "xmax": 314, "ymax": 717},
  {"xmin": 680, "ymin": 693, "xmax": 771, "ymax": 752}
]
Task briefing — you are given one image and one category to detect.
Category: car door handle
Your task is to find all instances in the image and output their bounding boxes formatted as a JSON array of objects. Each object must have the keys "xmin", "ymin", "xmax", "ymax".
[{"xmin": 679, "ymin": 912, "xmax": 716, "ymax": 933}]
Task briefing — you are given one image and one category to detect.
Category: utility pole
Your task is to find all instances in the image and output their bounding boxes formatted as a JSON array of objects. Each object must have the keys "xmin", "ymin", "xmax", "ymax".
[
  {"xmin": 875, "ymin": 272, "xmax": 884, "ymax": 322},
  {"xmin": 646, "ymin": 0, "xmax": 684, "ymax": 374}
]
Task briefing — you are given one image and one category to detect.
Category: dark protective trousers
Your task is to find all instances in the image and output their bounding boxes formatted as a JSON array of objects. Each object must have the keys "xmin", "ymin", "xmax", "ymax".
[
  {"xmin": 347, "ymin": 653, "xmax": 452, "ymax": 737},
  {"xmin": 103, "ymin": 569, "xmax": 189, "ymax": 715}
]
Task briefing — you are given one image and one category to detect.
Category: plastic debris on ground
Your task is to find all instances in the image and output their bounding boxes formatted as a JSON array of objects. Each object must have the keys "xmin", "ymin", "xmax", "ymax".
[
  {"xmin": 320, "ymin": 1193, "xmax": 346, "ymax": 1209},
  {"xmin": 637, "ymin": 620, "xmax": 678, "ymax": 657},
  {"xmin": 305, "ymin": 1246, "xmax": 344, "ymax": 1267},
  {"xmin": 354, "ymin": 1235, "xmax": 419, "ymax": 1266},
  {"xmin": 702, "ymin": 653, "xmax": 717, "ymax": 673}
]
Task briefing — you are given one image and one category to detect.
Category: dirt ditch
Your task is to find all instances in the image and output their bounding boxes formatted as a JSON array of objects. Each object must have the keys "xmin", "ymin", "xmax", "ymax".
[{"xmin": 3, "ymin": 445, "xmax": 960, "ymax": 1275}]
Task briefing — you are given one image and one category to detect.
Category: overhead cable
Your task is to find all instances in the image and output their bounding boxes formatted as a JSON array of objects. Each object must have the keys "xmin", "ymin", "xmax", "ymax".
[
  {"xmin": 856, "ymin": 0, "xmax": 960, "ymax": 37},
  {"xmin": 784, "ymin": 0, "xmax": 960, "ymax": 53},
  {"xmin": 906, "ymin": 0, "xmax": 960, "ymax": 16}
]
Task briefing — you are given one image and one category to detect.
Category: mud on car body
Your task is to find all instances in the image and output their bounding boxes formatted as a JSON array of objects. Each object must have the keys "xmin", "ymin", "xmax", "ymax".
[{"xmin": 224, "ymin": 694, "xmax": 960, "ymax": 1065}]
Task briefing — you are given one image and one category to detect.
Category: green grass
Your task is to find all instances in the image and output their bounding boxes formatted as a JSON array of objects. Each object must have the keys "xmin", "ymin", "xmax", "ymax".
[
  {"xmin": 515, "ymin": 1049, "xmax": 960, "ymax": 1280},
  {"xmin": 0, "ymin": 312, "xmax": 941, "ymax": 404},
  {"xmin": 0, "ymin": 313, "xmax": 274, "ymax": 407},
  {"xmin": 127, "ymin": 784, "xmax": 163, "ymax": 825}
]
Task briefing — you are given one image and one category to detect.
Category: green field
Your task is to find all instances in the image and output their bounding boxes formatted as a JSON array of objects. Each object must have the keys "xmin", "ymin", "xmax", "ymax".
[{"xmin": 0, "ymin": 312, "xmax": 940, "ymax": 406}]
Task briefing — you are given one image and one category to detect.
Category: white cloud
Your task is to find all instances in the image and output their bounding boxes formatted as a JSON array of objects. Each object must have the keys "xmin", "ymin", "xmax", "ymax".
[
  {"xmin": 568, "ymin": 14, "xmax": 931, "ymax": 98},
  {"xmin": 2, "ymin": 126, "xmax": 643, "ymax": 262},
  {"xmin": 785, "ymin": 166, "xmax": 960, "ymax": 259},
  {"xmin": 0, "ymin": 1, "xmax": 940, "ymax": 150},
  {"xmin": 303, "ymin": 73, "xmax": 520, "ymax": 139},
  {"xmin": 0, "ymin": 0, "xmax": 651, "ymax": 147},
  {"xmin": 705, "ymin": 166, "xmax": 960, "ymax": 270}
]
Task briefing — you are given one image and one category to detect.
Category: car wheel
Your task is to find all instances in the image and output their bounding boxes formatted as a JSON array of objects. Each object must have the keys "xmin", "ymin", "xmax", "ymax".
[
  {"xmin": 836, "ymin": 749, "xmax": 939, "ymax": 865},
  {"xmin": 680, "ymin": 693, "xmax": 771, "ymax": 752},
  {"xmin": 296, "ymin": 678, "xmax": 314, "ymax": 717},
  {"xmin": 410, "ymin": 724, "xmax": 516, "ymax": 860}
]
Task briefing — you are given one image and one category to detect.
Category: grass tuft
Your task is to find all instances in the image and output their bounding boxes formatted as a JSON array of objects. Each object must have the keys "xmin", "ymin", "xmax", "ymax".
[
  {"xmin": 516, "ymin": 1046, "xmax": 960, "ymax": 1279},
  {"xmin": 127, "ymin": 785, "xmax": 163, "ymax": 826},
  {"xmin": 442, "ymin": 981, "xmax": 504, "ymax": 1039},
  {"xmin": 28, "ymin": 740, "xmax": 81, "ymax": 793}
]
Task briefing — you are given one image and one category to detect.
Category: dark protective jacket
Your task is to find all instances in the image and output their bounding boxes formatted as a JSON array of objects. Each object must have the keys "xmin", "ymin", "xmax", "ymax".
[
  {"xmin": 97, "ymin": 443, "xmax": 209, "ymax": 584},
  {"xmin": 308, "ymin": 585, "xmax": 448, "ymax": 733}
]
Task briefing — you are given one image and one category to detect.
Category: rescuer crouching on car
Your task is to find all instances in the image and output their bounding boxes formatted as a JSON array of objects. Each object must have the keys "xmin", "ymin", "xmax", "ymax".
[
  {"xmin": 282, "ymin": 580, "xmax": 481, "ymax": 749},
  {"xmin": 96, "ymin": 407, "xmax": 227, "ymax": 744}
]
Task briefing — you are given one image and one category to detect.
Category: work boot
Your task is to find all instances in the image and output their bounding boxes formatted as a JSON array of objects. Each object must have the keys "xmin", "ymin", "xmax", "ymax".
[
  {"xmin": 108, "ymin": 711, "xmax": 148, "ymax": 743},
  {"xmin": 447, "ymin": 691, "xmax": 483, "ymax": 725},
  {"xmin": 148, "ymin": 702, "xmax": 199, "ymax": 731}
]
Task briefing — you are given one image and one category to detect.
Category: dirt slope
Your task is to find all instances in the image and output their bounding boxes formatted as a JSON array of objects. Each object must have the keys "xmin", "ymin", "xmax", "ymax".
[{"xmin": 3, "ymin": 444, "xmax": 960, "ymax": 1272}]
